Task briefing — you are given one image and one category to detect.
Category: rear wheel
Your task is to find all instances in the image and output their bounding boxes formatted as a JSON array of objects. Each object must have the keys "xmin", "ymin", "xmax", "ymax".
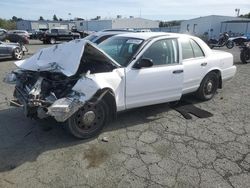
[
  {"xmin": 196, "ymin": 72, "xmax": 219, "ymax": 101},
  {"xmin": 12, "ymin": 48, "xmax": 23, "ymax": 60},
  {"xmin": 66, "ymin": 99, "xmax": 108, "ymax": 139},
  {"xmin": 50, "ymin": 38, "xmax": 56, "ymax": 44},
  {"xmin": 226, "ymin": 41, "xmax": 234, "ymax": 49},
  {"xmin": 240, "ymin": 49, "xmax": 250, "ymax": 64}
]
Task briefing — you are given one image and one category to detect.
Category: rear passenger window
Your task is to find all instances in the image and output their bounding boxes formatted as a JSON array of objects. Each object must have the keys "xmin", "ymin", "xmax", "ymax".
[
  {"xmin": 181, "ymin": 38, "xmax": 205, "ymax": 60},
  {"xmin": 190, "ymin": 40, "xmax": 204, "ymax": 57},
  {"xmin": 180, "ymin": 38, "xmax": 194, "ymax": 60}
]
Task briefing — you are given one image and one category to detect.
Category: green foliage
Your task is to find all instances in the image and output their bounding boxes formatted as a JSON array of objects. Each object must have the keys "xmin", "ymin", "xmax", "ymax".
[
  {"xmin": 239, "ymin": 12, "xmax": 250, "ymax": 18},
  {"xmin": 0, "ymin": 18, "xmax": 16, "ymax": 30},
  {"xmin": 53, "ymin": 14, "xmax": 58, "ymax": 21},
  {"xmin": 39, "ymin": 16, "xmax": 44, "ymax": 21}
]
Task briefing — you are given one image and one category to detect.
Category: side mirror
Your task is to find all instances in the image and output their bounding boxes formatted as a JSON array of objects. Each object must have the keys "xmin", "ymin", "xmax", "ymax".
[{"xmin": 133, "ymin": 58, "xmax": 153, "ymax": 69}]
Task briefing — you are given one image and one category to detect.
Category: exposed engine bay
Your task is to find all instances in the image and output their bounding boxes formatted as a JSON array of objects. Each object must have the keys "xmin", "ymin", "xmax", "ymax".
[{"xmin": 5, "ymin": 40, "xmax": 121, "ymax": 122}]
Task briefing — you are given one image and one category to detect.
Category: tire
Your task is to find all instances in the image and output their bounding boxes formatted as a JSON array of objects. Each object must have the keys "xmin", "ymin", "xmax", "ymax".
[
  {"xmin": 66, "ymin": 99, "xmax": 108, "ymax": 139},
  {"xmin": 12, "ymin": 48, "xmax": 23, "ymax": 60},
  {"xmin": 240, "ymin": 49, "xmax": 250, "ymax": 64},
  {"xmin": 196, "ymin": 72, "xmax": 219, "ymax": 101},
  {"xmin": 226, "ymin": 41, "xmax": 234, "ymax": 49},
  {"xmin": 50, "ymin": 38, "xmax": 56, "ymax": 44}
]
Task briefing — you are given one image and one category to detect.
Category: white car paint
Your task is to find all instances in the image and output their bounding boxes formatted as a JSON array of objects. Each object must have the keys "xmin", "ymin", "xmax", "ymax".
[{"xmin": 13, "ymin": 32, "xmax": 236, "ymax": 121}]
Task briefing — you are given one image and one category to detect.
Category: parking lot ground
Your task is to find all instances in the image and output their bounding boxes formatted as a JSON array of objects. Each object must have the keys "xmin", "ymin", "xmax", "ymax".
[{"xmin": 0, "ymin": 41, "xmax": 249, "ymax": 188}]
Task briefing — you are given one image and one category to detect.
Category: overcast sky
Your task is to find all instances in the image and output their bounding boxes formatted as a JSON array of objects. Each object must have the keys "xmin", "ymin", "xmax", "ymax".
[{"xmin": 0, "ymin": 0, "xmax": 249, "ymax": 21}]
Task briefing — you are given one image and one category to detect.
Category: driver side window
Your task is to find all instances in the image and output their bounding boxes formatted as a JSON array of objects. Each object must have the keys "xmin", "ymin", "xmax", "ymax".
[{"xmin": 142, "ymin": 39, "xmax": 179, "ymax": 66}]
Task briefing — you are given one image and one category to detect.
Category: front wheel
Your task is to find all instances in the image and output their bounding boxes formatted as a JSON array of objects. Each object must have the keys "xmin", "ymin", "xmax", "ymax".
[
  {"xmin": 240, "ymin": 49, "xmax": 250, "ymax": 64},
  {"xmin": 66, "ymin": 99, "xmax": 108, "ymax": 139},
  {"xmin": 196, "ymin": 72, "xmax": 219, "ymax": 101}
]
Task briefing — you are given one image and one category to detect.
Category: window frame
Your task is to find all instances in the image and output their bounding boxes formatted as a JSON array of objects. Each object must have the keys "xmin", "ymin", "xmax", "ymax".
[
  {"xmin": 180, "ymin": 37, "xmax": 205, "ymax": 61},
  {"xmin": 134, "ymin": 38, "xmax": 180, "ymax": 68}
]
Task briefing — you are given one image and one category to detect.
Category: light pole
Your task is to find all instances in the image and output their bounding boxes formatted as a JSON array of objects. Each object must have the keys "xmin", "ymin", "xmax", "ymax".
[{"xmin": 235, "ymin": 9, "xmax": 240, "ymax": 17}]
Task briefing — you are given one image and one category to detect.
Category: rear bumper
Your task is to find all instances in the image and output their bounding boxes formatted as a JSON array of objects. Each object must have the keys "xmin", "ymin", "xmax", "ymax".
[{"xmin": 222, "ymin": 65, "xmax": 237, "ymax": 81}]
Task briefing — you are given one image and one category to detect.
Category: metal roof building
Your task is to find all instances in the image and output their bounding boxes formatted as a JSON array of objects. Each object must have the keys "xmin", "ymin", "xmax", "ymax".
[
  {"xmin": 16, "ymin": 20, "xmax": 76, "ymax": 31},
  {"xmin": 180, "ymin": 15, "xmax": 250, "ymax": 38},
  {"xmin": 75, "ymin": 18, "xmax": 159, "ymax": 32}
]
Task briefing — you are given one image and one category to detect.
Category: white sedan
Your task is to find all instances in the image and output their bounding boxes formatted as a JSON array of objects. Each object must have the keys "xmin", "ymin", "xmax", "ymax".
[{"xmin": 5, "ymin": 32, "xmax": 236, "ymax": 139}]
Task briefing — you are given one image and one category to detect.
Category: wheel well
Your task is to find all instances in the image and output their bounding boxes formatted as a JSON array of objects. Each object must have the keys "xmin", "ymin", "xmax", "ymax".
[
  {"xmin": 207, "ymin": 70, "xmax": 222, "ymax": 89},
  {"xmin": 91, "ymin": 88, "xmax": 117, "ymax": 121}
]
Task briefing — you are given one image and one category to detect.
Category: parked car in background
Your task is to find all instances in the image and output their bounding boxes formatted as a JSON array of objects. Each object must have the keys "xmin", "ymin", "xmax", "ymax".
[
  {"xmin": 84, "ymin": 29, "xmax": 133, "ymax": 44},
  {"xmin": 0, "ymin": 41, "xmax": 23, "ymax": 60},
  {"xmin": 8, "ymin": 30, "xmax": 30, "ymax": 38},
  {"xmin": 40, "ymin": 29, "xmax": 80, "ymax": 44},
  {"xmin": 4, "ymin": 32, "xmax": 236, "ymax": 139}
]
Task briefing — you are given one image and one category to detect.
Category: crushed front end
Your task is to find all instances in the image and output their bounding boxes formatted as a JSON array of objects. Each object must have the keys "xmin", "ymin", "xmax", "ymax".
[{"xmin": 6, "ymin": 70, "xmax": 86, "ymax": 122}]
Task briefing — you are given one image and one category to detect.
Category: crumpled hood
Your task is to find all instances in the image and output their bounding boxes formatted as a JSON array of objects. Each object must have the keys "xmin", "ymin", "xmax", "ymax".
[{"xmin": 15, "ymin": 39, "xmax": 120, "ymax": 77}]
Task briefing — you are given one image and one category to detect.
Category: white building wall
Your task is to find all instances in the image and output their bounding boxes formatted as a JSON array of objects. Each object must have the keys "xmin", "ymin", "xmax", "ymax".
[
  {"xmin": 75, "ymin": 18, "xmax": 159, "ymax": 31},
  {"xmin": 75, "ymin": 20, "xmax": 112, "ymax": 31},
  {"xmin": 112, "ymin": 18, "xmax": 159, "ymax": 29}
]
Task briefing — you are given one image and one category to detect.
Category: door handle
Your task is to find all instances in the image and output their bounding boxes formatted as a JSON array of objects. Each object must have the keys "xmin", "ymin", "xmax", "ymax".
[
  {"xmin": 172, "ymin": 70, "xmax": 183, "ymax": 74},
  {"xmin": 201, "ymin": 62, "xmax": 207, "ymax": 66}
]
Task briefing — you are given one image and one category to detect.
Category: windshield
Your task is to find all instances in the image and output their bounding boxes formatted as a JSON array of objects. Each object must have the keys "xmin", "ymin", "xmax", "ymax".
[
  {"xmin": 98, "ymin": 36, "xmax": 144, "ymax": 66},
  {"xmin": 84, "ymin": 34, "xmax": 98, "ymax": 42}
]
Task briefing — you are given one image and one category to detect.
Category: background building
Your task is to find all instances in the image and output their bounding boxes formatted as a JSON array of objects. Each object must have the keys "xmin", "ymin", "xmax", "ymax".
[
  {"xmin": 180, "ymin": 15, "xmax": 250, "ymax": 38},
  {"xmin": 16, "ymin": 20, "xmax": 76, "ymax": 31},
  {"xmin": 75, "ymin": 17, "xmax": 159, "ymax": 31}
]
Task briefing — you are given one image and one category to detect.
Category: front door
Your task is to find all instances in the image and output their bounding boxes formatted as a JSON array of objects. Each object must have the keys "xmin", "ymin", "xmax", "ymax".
[{"xmin": 125, "ymin": 38, "xmax": 184, "ymax": 109}]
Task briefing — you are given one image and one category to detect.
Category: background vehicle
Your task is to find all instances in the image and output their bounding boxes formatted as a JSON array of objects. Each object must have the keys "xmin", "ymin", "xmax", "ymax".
[
  {"xmin": 240, "ymin": 42, "xmax": 250, "ymax": 64},
  {"xmin": 0, "ymin": 41, "xmax": 23, "ymax": 60},
  {"xmin": 8, "ymin": 30, "xmax": 30, "ymax": 38},
  {"xmin": 208, "ymin": 32, "xmax": 234, "ymax": 49},
  {"xmin": 40, "ymin": 29, "xmax": 80, "ymax": 44},
  {"xmin": 5, "ymin": 33, "xmax": 236, "ymax": 139},
  {"xmin": 84, "ymin": 29, "xmax": 133, "ymax": 44}
]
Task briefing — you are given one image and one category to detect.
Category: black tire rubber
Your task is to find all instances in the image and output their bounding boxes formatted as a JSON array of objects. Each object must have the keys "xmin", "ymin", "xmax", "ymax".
[
  {"xmin": 196, "ymin": 72, "xmax": 219, "ymax": 101},
  {"xmin": 66, "ymin": 99, "xmax": 108, "ymax": 139},
  {"xmin": 12, "ymin": 47, "xmax": 23, "ymax": 60},
  {"xmin": 226, "ymin": 41, "xmax": 234, "ymax": 49},
  {"xmin": 240, "ymin": 50, "xmax": 250, "ymax": 64}
]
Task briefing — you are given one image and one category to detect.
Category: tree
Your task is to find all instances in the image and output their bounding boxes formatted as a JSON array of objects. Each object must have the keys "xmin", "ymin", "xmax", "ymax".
[
  {"xmin": 39, "ymin": 16, "xmax": 44, "ymax": 21},
  {"xmin": 0, "ymin": 18, "xmax": 16, "ymax": 30},
  {"xmin": 59, "ymin": 18, "xmax": 63, "ymax": 21},
  {"xmin": 12, "ymin": 16, "xmax": 18, "ymax": 21},
  {"xmin": 239, "ymin": 12, "xmax": 250, "ymax": 18},
  {"xmin": 53, "ymin": 14, "xmax": 58, "ymax": 21}
]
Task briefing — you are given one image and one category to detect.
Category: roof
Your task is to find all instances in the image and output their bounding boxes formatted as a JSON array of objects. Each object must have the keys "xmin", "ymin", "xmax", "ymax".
[
  {"xmin": 115, "ymin": 32, "xmax": 181, "ymax": 40},
  {"xmin": 17, "ymin": 20, "xmax": 75, "ymax": 24},
  {"xmin": 222, "ymin": 20, "xmax": 250, "ymax": 23},
  {"xmin": 182, "ymin": 15, "xmax": 250, "ymax": 22}
]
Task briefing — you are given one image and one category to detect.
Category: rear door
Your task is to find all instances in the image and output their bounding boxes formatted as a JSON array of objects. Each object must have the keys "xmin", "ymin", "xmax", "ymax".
[
  {"xmin": 180, "ymin": 37, "xmax": 207, "ymax": 94},
  {"xmin": 125, "ymin": 38, "xmax": 183, "ymax": 109}
]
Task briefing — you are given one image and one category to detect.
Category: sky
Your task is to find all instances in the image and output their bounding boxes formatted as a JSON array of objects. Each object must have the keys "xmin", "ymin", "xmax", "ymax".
[{"xmin": 0, "ymin": 0, "xmax": 250, "ymax": 21}]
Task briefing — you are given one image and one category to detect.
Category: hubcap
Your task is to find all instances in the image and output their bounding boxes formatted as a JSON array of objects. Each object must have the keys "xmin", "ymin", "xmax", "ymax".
[
  {"xmin": 15, "ymin": 49, "xmax": 22, "ymax": 59},
  {"xmin": 82, "ymin": 111, "xmax": 95, "ymax": 126},
  {"xmin": 74, "ymin": 103, "xmax": 105, "ymax": 132},
  {"xmin": 207, "ymin": 81, "xmax": 213, "ymax": 93}
]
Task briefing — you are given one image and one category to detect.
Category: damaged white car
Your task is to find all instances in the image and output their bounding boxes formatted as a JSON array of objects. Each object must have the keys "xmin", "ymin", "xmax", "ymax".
[{"xmin": 4, "ymin": 33, "xmax": 236, "ymax": 139}]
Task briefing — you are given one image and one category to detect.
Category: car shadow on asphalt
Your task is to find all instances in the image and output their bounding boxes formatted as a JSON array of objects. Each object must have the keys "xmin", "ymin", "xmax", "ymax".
[{"xmin": 0, "ymin": 95, "xmax": 206, "ymax": 172}]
